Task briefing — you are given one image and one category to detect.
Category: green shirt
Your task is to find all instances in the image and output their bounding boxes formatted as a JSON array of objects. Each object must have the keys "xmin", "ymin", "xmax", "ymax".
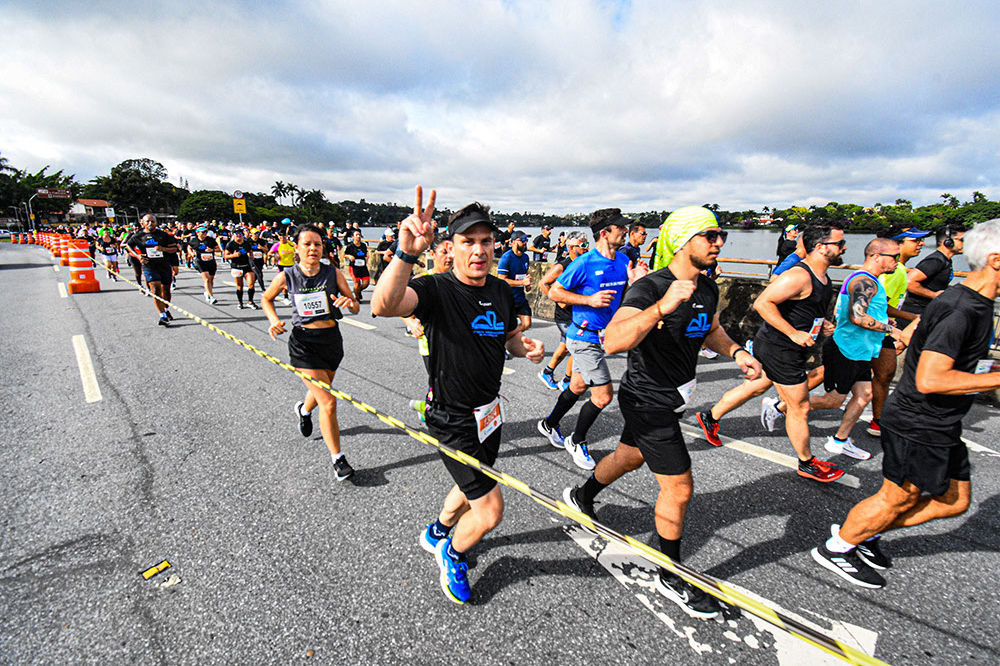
[{"xmin": 880, "ymin": 263, "xmax": 908, "ymax": 308}]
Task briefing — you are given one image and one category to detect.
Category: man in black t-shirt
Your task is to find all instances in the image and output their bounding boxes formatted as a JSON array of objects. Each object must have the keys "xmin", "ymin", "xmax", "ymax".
[
  {"xmin": 125, "ymin": 214, "xmax": 180, "ymax": 326},
  {"xmin": 901, "ymin": 224, "xmax": 965, "ymax": 316},
  {"xmin": 224, "ymin": 230, "xmax": 254, "ymax": 309},
  {"xmin": 537, "ymin": 231, "xmax": 589, "ymax": 389},
  {"xmin": 373, "ymin": 228, "xmax": 395, "ymax": 282},
  {"xmin": 621, "ymin": 222, "xmax": 647, "ymax": 273},
  {"xmin": 563, "ymin": 205, "xmax": 760, "ymax": 619},
  {"xmin": 812, "ymin": 219, "xmax": 1000, "ymax": 590},
  {"xmin": 494, "ymin": 220, "xmax": 515, "ymax": 257},
  {"xmin": 372, "ymin": 188, "xmax": 544, "ymax": 605},
  {"xmin": 528, "ymin": 225, "xmax": 554, "ymax": 261}
]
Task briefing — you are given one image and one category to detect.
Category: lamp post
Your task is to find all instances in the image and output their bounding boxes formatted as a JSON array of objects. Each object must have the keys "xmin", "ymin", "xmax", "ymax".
[
  {"xmin": 132, "ymin": 206, "xmax": 141, "ymax": 225},
  {"xmin": 7, "ymin": 206, "xmax": 21, "ymax": 230},
  {"xmin": 25, "ymin": 197, "xmax": 36, "ymax": 233}
]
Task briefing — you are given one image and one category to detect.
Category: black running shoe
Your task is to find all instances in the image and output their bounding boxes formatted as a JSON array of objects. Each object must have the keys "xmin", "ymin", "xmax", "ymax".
[
  {"xmin": 333, "ymin": 456, "xmax": 355, "ymax": 481},
  {"xmin": 248, "ymin": 302, "xmax": 260, "ymax": 310},
  {"xmin": 856, "ymin": 538, "xmax": 892, "ymax": 570},
  {"xmin": 811, "ymin": 544, "xmax": 885, "ymax": 588},
  {"xmin": 655, "ymin": 571, "xmax": 722, "ymax": 619},
  {"xmin": 562, "ymin": 486, "xmax": 598, "ymax": 523},
  {"xmin": 165, "ymin": 310, "xmax": 174, "ymax": 321},
  {"xmin": 158, "ymin": 315, "xmax": 169, "ymax": 327},
  {"xmin": 295, "ymin": 401, "xmax": 313, "ymax": 437}
]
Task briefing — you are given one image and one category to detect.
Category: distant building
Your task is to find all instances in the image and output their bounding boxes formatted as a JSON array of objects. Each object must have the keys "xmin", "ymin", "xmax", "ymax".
[{"xmin": 70, "ymin": 198, "xmax": 111, "ymax": 221}]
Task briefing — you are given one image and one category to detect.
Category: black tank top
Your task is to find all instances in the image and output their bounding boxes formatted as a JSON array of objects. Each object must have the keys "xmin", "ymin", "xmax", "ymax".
[
  {"xmin": 286, "ymin": 263, "xmax": 341, "ymax": 327},
  {"xmin": 759, "ymin": 263, "xmax": 832, "ymax": 346}
]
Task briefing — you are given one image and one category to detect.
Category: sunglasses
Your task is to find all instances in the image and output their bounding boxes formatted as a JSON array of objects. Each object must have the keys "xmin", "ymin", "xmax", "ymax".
[
  {"xmin": 877, "ymin": 253, "xmax": 900, "ymax": 260},
  {"xmin": 570, "ymin": 241, "xmax": 589, "ymax": 249},
  {"xmin": 697, "ymin": 229, "xmax": 728, "ymax": 243},
  {"xmin": 820, "ymin": 239, "xmax": 847, "ymax": 249}
]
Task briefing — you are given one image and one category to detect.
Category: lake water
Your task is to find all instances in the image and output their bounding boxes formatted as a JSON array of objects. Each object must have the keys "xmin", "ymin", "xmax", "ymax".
[{"xmin": 361, "ymin": 226, "xmax": 968, "ymax": 278}]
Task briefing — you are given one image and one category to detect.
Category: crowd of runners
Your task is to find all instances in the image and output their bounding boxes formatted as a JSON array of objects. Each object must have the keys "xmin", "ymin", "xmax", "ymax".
[{"xmin": 42, "ymin": 193, "xmax": 1000, "ymax": 616}]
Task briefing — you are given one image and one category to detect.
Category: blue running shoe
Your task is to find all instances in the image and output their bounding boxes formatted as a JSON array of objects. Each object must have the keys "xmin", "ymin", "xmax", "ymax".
[
  {"xmin": 558, "ymin": 376, "xmax": 571, "ymax": 391},
  {"xmin": 435, "ymin": 538, "xmax": 471, "ymax": 604},
  {"xmin": 420, "ymin": 523, "xmax": 442, "ymax": 554},
  {"xmin": 538, "ymin": 369, "xmax": 560, "ymax": 390}
]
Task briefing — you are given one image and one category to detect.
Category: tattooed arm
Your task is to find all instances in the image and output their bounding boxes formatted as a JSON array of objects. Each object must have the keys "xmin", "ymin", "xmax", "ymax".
[{"xmin": 849, "ymin": 275, "xmax": 901, "ymax": 339}]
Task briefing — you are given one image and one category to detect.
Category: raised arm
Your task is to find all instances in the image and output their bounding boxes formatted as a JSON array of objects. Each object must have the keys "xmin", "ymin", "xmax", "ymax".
[{"xmin": 371, "ymin": 186, "xmax": 435, "ymax": 317}]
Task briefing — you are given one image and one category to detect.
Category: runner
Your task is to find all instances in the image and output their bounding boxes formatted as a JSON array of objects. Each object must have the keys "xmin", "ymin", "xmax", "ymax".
[
  {"xmin": 537, "ymin": 208, "xmax": 629, "ymax": 470},
  {"xmin": 96, "ymin": 229, "xmax": 120, "ymax": 281},
  {"xmin": 496, "ymin": 230, "xmax": 533, "ymax": 332},
  {"xmin": 344, "ymin": 229, "xmax": 370, "ymax": 302},
  {"xmin": 224, "ymin": 229, "xmax": 253, "ymax": 309},
  {"xmin": 868, "ymin": 226, "xmax": 930, "ymax": 436},
  {"xmin": 268, "ymin": 230, "xmax": 297, "ymax": 304},
  {"xmin": 371, "ymin": 188, "xmax": 544, "ymax": 604},
  {"xmin": 537, "ymin": 231, "xmax": 588, "ymax": 389},
  {"xmin": 125, "ymin": 214, "xmax": 180, "ymax": 326},
  {"xmin": 246, "ymin": 228, "xmax": 269, "ymax": 309},
  {"xmin": 528, "ymin": 224, "xmax": 554, "ymax": 261},
  {"xmin": 811, "ymin": 218, "xmax": 1000, "ymax": 589},
  {"xmin": 374, "ymin": 228, "xmax": 395, "ymax": 282},
  {"xmin": 187, "ymin": 226, "xmax": 220, "ymax": 303},
  {"xmin": 621, "ymin": 222, "xmax": 647, "ymax": 272},
  {"xmin": 262, "ymin": 224, "xmax": 360, "ymax": 482},
  {"xmin": 165, "ymin": 225, "xmax": 181, "ymax": 289},
  {"xmin": 900, "ymin": 224, "xmax": 965, "ymax": 317},
  {"xmin": 563, "ymin": 206, "xmax": 761, "ymax": 619},
  {"xmin": 122, "ymin": 224, "xmax": 145, "ymax": 290},
  {"xmin": 753, "ymin": 224, "xmax": 846, "ymax": 482}
]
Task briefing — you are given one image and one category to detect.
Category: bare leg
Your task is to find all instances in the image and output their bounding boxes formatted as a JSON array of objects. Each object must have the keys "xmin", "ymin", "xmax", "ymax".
[
  {"xmin": 653, "ymin": 470, "xmax": 694, "ymax": 540},
  {"xmin": 299, "ymin": 369, "xmax": 341, "ymax": 455},
  {"xmin": 835, "ymin": 381, "xmax": 872, "ymax": 440},
  {"xmin": 870, "ymin": 346, "xmax": 896, "ymax": 421},
  {"xmin": 710, "ymin": 375, "xmax": 773, "ymax": 420},
  {"xmin": 451, "ymin": 486, "xmax": 504, "ymax": 553},
  {"xmin": 773, "ymin": 381, "xmax": 813, "ymax": 461},
  {"xmin": 593, "ymin": 441, "xmax": 645, "ymax": 485}
]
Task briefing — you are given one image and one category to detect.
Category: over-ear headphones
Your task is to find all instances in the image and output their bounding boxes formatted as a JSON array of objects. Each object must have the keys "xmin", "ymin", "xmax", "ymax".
[{"xmin": 943, "ymin": 226, "xmax": 954, "ymax": 249}]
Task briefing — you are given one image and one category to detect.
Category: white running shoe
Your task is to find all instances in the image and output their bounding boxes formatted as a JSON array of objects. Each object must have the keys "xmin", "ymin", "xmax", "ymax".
[
  {"xmin": 760, "ymin": 397, "xmax": 781, "ymax": 432},
  {"xmin": 824, "ymin": 436, "xmax": 871, "ymax": 460},
  {"xmin": 698, "ymin": 347, "xmax": 719, "ymax": 359},
  {"xmin": 565, "ymin": 433, "xmax": 595, "ymax": 471}
]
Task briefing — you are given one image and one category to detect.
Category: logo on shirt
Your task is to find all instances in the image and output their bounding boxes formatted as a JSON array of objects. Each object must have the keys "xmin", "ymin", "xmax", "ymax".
[
  {"xmin": 685, "ymin": 312, "xmax": 711, "ymax": 338},
  {"xmin": 471, "ymin": 311, "xmax": 505, "ymax": 337}
]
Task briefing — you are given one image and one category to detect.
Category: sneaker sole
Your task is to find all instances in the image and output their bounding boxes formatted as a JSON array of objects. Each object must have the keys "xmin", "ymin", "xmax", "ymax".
[
  {"xmin": 797, "ymin": 469, "xmax": 845, "ymax": 483},
  {"xmin": 419, "ymin": 530, "xmax": 439, "ymax": 555},
  {"xmin": 334, "ymin": 469, "xmax": 354, "ymax": 482},
  {"xmin": 654, "ymin": 578, "xmax": 721, "ymax": 619},
  {"xmin": 856, "ymin": 548, "xmax": 890, "ymax": 571},
  {"xmin": 824, "ymin": 442, "xmax": 871, "ymax": 461},
  {"xmin": 695, "ymin": 413, "xmax": 722, "ymax": 447},
  {"xmin": 866, "ymin": 426, "xmax": 881, "ymax": 437},
  {"xmin": 810, "ymin": 548, "xmax": 884, "ymax": 588},
  {"xmin": 562, "ymin": 487, "xmax": 597, "ymax": 530}
]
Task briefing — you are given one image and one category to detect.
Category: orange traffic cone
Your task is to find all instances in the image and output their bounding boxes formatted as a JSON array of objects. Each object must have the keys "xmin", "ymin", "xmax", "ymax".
[{"xmin": 67, "ymin": 239, "xmax": 101, "ymax": 294}]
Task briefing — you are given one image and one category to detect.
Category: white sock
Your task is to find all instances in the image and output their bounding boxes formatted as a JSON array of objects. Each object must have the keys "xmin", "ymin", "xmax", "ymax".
[
  {"xmin": 299, "ymin": 405, "xmax": 312, "ymax": 417},
  {"xmin": 826, "ymin": 529, "xmax": 855, "ymax": 553},
  {"xmin": 331, "ymin": 452, "xmax": 344, "ymax": 462}
]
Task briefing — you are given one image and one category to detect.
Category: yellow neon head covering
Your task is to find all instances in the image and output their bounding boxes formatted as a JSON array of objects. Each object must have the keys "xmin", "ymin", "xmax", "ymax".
[{"xmin": 652, "ymin": 206, "xmax": 719, "ymax": 270}]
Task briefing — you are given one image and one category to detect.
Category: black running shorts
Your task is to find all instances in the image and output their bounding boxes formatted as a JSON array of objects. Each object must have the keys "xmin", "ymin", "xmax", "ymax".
[
  {"xmin": 753, "ymin": 331, "xmax": 810, "ymax": 386},
  {"xmin": 515, "ymin": 301, "xmax": 532, "ymax": 317},
  {"xmin": 822, "ymin": 338, "xmax": 873, "ymax": 395},
  {"xmin": 881, "ymin": 425, "xmax": 970, "ymax": 496},
  {"xmin": 618, "ymin": 393, "xmax": 690, "ymax": 476},
  {"xmin": 288, "ymin": 325, "xmax": 344, "ymax": 371},
  {"xmin": 424, "ymin": 405, "xmax": 502, "ymax": 501},
  {"xmin": 196, "ymin": 261, "xmax": 217, "ymax": 276}
]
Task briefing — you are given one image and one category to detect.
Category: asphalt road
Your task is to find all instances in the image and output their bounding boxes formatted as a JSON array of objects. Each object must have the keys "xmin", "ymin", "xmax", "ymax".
[{"xmin": 2, "ymin": 241, "xmax": 999, "ymax": 665}]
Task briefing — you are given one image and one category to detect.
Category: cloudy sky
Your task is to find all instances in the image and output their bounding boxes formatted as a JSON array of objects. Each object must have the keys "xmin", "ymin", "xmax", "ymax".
[{"xmin": 2, "ymin": 1, "xmax": 999, "ymax": 214}]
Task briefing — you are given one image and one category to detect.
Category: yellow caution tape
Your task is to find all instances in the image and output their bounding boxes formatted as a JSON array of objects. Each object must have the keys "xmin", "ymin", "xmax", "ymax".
[{"xmin": 80, "ymin": 255, "xmax": 884, "ymax": 665}]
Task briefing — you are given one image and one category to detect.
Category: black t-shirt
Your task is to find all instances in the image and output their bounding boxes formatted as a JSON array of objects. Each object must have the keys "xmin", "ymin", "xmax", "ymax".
[
  {"xmin": 621, "ymin": 242, "xmax": 641, "ymax": 268},
  {"xmin": 553, "ymin": 257, "xmax": 574, "ymax": 324},
  {"xmin": 126, "ymin": 230, "xmax": 175, "ymax": 270},
  {"xmin": 97, "ymin": 239, "xmax": 119, "ymax": 255},
  {"xmin": 494, "ymin": 229, "xmax": 512, "ymax": 256},
  {"xmin": 531, "ymin": 234, "xmax": 552, "ymax": 261},
  {"xmin": 776, "ymin": 238, "xmax": 797, "ymax": 262},
  {"xmin": 226, "ymin": 240, "xmax": 252, "ymax": 269},
  {"xmin": 344, "ymin": 242, "xmax": 369, "ymax": 274},
  {"xmin": 554, "ymin": 241, "xmax": 568, "ymax": 263},
  {"xmin": 619, "ymin": 268, "xmax": 719, "ymax": 411},
  {"xmin": 247, "ymin": 239, "xmax": 268, "ymax": 264},
  {"xmin": 190, "ymin": 237, "xmax": 219, "ymax": 265},
  {"xmin": 901, "ymin": 250, "xmax": 953, "ymax": 316},
  {"xmin": 409, "ymin": 272, "xmax": 516, "ymax": 412},
  {"xmin": 376, "ymin": 240, "xmax": 395, "ymax": 267},
  {"xmin": 882, "ymin": 284, "xmax": 994, "ymax": 441}
]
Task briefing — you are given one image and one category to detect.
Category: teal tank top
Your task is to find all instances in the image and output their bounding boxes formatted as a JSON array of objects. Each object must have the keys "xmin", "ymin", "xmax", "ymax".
[{"xmin": 833, "ymin": 270, "xmax": 888, "ymax": 361}]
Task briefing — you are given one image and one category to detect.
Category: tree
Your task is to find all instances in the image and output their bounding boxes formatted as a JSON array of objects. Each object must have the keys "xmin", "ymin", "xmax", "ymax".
[
  {"xmin": 86, "ymin": 158, "xmax": 188, "ymax": 214},
  {"xmin": 177, "ymin": 190, "xmax": 236, "ymax": 223},
  {"xmin": 271, "ymin": 181, "xmax": 287, "ymax": 205}
]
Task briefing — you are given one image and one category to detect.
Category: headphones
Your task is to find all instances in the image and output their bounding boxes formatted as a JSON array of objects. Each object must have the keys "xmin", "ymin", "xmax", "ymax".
[{"xmin": 943, "ymin": 226, "xmax": 954, "ymax": 249}]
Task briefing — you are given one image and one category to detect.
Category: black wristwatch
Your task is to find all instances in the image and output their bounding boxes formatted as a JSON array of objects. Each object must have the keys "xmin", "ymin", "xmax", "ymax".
[{"xmin": 395, "ymin": 248, "xmax": 420, "ymax": 264}]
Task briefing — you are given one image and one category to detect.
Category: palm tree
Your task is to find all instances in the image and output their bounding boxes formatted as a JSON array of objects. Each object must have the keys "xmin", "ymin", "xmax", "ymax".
[
  {"xmin": 0, "ymin": 152, "xmax": 14, "ymax": 174},
  {"xmin": 271, "ymin": 181, "xmax": 286, "ymax": 205},
  {"xmin": 287, "ymin": 184, "xmax": 303, "ymax": 208}
]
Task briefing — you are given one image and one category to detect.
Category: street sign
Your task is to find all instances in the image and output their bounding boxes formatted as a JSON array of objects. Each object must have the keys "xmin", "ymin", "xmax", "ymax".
[
  {"xmin": 233, "ymin": 199, "xmax": 247, "ymax": 214},
  {"xmin": 233, "ymin": 190, "xmax": 244, "ymax": 199},
  {"xmin": 105, "ymin": 207, "xmax": 116, "ymax": 218},
  {"xmin": 36, "ymin": 188, "xmax": 71, "ymax": 199}
]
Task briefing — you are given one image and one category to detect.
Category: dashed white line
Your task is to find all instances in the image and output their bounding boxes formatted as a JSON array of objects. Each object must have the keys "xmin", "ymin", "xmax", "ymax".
[
  {"xmin": 71, "ymin": 335, "xmax": 103, "ymax": 403},
  {"xmin": 58, "ymin": 282, "xmax": 68, "ymax": 298},
  {"xmin": 340, "ymin": 318, "xmax": 376, "ymax": 331},
  {"xmin": 502, "ymin": 366, "xmax": 516, "ymax": 375}
]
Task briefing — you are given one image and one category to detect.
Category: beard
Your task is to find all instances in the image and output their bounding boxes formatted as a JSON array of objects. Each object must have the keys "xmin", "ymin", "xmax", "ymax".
[
  {"xmin": 692, "ymin": 254, "xmax": 718, "ymax": 271},
  {"xmin": 829, "ymin": 253, "xmax": 845, "ymax": 266}
]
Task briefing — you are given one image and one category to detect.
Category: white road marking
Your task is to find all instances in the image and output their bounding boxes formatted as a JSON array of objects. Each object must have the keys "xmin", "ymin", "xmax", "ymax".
[
  {"xmin": 57, "ymin": 282, "xmax": 68, "ymax": 298},
  {"xmin": 52, "ymin": 265, "xmax": 59, "ymax": 272},
  {"xmin": 680, "ymin": 423, "xmax": 861, "ymax": 488},
  {"xmin": 564, "ymin": 523, "xmax": 878, "ymax": 665},
  {"xmin": 962, "ymin": 437, "xmax": 1000, "ymax": 457},
  {"xmin": 340, "ymin": 318, "xmax": 376, "ymax": 331},
  {"xmin": 503, "ymin": 367, "xmax": 516, "ymax": 375},
  {"xmin": 71, "ymin": 335, "xmax": 103, "ymax": 403}
]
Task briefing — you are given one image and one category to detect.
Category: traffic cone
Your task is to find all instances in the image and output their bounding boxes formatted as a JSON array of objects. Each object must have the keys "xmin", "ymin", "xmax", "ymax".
[{"xmin": 67, "ymin": 239, "xmax": 101, "ymax": 294}]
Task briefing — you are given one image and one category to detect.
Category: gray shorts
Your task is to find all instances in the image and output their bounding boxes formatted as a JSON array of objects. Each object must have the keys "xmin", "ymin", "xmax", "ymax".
[{"xmin": 566, "ymin": 338, "xmax": 612, "ymax": 387}]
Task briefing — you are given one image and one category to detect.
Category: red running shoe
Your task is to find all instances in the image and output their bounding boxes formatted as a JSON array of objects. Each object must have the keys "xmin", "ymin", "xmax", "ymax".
[
  {"xmin": 866, "ymin": 419, "xmax": 881, "ymax": 437},
  {"xmin": 696, "ymin": 412, "xmax": 722, "ymax": 447},
  {"xmin": 798, "ymin": 457, "xmax": 845, "ymax": 482}
]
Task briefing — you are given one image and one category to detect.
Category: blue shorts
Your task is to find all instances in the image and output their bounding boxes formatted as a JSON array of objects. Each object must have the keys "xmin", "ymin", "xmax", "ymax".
[{"xmin": 142, "ymin": 264, "xmax": 172, "ymax": 284}]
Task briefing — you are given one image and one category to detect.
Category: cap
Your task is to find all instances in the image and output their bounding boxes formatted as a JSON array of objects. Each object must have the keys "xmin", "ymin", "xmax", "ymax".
[
  {"xmin": 510, "ymin": 230, "xmax": 528, "ymax": 241},
  {"xmin": 385, "ymin": 227, "xmax": 395, "ymax": 237},
  {"xmin": 542, "ymin": 224, "xmax": 553, "ymax": 230},
  {"xmin": 892, "ymin": 227, "xmax": 932, "ymax": 241},
  {"xmin": 784, "ymin": 223, "xmax": 798, "ymax": 233},
  {"xmin": 449, "ymin": 208, "xmax": 497, "ymax": 236}
]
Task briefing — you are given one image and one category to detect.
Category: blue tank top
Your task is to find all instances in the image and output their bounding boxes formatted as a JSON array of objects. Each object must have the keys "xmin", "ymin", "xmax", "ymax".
[{"xmin": 833, "ymin": 270, "xmax": 888, "ymax": 361}]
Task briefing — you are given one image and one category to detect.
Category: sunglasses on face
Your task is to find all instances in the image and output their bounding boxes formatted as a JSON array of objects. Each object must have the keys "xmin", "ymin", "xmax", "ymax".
[
  {"xmin": 820, "ymin": 239, "xmax": 847, "ymax": 249},
  {"xmin": 878, "ymin": 253, "xmax": 900, "ymax": 260},
  {"xmin": 697, "ymin": 229, "xmax": 728, "ymax": 243}
]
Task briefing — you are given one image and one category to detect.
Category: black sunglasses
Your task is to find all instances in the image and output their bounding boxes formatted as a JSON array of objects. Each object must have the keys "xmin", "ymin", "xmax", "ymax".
[
  {"xmin": 820, "ymin": 239, "xmax": 847, "ymax": 249},
  {"xmin": 697, "ymin": 229, "xmax": 728, "ymax": 243},
  {"xmin": 877, "ymin": 253, "xmax": 900, "ymax": 260}
]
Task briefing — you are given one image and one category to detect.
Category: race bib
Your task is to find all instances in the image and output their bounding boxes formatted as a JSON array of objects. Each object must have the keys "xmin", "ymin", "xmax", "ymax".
[
  {"xmin": 515, "ymin": 273, "xmax": 527, "ymax": 281},
  {"xmin": 295, "ymin": 292, "xmax": 329, "ymax": 318},
  {"xmin": 675, "ymin": 377, "xmax": 697, "ymax": 413},
  {"xmin": 146, "ymin": 247, "xmax": 163, "ymax": 258},
  {"xmin": 473, "ymin": 396, "xmax": 504, "ymax": 443},
  {"xmin": 354, "ymin": 257, "xmax": 366, "ymax": 267},
  {"xmin": 809, "ymin": 317, "xmax": 824, "ymax": 340},
  {"xmin": 975, "ymin": 359, "xmax": 995, "ymax": 374},
  {"xmin": 201, "ymin": 252, "xmax": 214, "ymax": 261},
  {"xmin": 252, "ymin": 251, "xmax": 264, "ymax": 259}
]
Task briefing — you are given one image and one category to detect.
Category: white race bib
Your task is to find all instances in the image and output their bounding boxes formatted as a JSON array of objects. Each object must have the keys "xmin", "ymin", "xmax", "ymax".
[
  {"xmin": 809, "ymin": 317, "xmax": 824, "ymax": 340},
  {"xmin": 675, "ymin": 377, "xmax": 697, "ymax": 413},
  {"xmin": 201, "ymin": 252, "xmax": 214, "ymax": 261},
  {"xmin": 295, "ymin": 292, "xmax": 329, "ymax": 318},
  {"xmin": 354, "ymin": 257, "xmax": 366, "ymax": 267},
  {"xmin": 252, "ymin": 251, "xmax": 264, "ymax": 259},
  {"xmin": 975, "ymin": 359, "xmax": 995, "ymax": 374},
  {"xmin": 473, "ymin": 396, "xmax": 504, "ymax": 443},
  {"xmin": 146, "ymin": 247, "xmax": 163, "ymax": 258},
  {"xmin": 515, "ymin": 273, "xmax": 527, "ymax": 281}
]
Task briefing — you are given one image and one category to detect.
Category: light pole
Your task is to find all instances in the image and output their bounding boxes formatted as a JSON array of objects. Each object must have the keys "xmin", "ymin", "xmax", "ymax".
[
  {"xmin": 132, "ymin": 206, "xmax": 141, "ymax": 225},
  {"xmin": 7, "ymin": 206, "xmax": 20, "ymax": 230},
  {"xmin": 27, "ymin": 194, "xmax": 38, "ymax": 233}
]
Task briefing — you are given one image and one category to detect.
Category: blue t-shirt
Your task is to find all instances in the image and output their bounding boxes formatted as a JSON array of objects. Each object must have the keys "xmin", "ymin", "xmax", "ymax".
[
  {"xmin": 773, "ymin": 252, "xmax": 802, "ymax": 276},
  {"xmin": 497, "ymin": 249, "xmax": 530, "ymax": 305},
  {"xmin": 557, "ymin": 248, "xmax": 629, "ymax": 343}
]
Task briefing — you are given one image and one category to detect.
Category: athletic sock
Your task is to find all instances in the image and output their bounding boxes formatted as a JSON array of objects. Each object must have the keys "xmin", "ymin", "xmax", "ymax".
[
  {"xmin": 573, "ymin": 400, "xmax": 604, "ymax": 442},
  {"xmin": 704, "ymin": 409, "xmax": 719, "ymax": 424},
  {"xmin": 429, "ymin": 520, "xmax": 451, "ymax": 540},
  {"xmin": 657, "ymin": 535, "xmax": 681, "ymax": 562},
  {"xmin": 248, "ymin": 287, "xmax": 255, "ymax": 303},
  {"xmin": 579, "ymin": 474, "xmax": 608, "ymax": 503},
  {"xmin": 446, "ymin": 540, "xmax": 466, "ymax": 563},
  {"xmin": 825, "ymin": 530, "xmax": 855, "ymax": 553},
  {"xmin": 546, "ymin": 388, "xmax": 581, "ymax": 429},
  {"xmin": 300, "ymin": 404, "xmax": 313, "ymax": 417},
  {"xmin": 798, "ymin": 455, "xmax": 816, "ymax": 466},
  {"xmin": 542, "ymin": 365, "xmax": 555, "ymax": 375},
  {"xmin": 331, "ymin": 452, "xmax": 344, "ymax": 463},
  {"xmin": 236, "ymin": 288, "xmax": 244, "ymax": 305}
]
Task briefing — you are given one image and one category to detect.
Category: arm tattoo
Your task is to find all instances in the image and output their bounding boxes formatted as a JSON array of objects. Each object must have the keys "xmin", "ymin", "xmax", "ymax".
[{"xmin": 849, "ymin": 276, "xmax": 891, "ymax": 332}]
